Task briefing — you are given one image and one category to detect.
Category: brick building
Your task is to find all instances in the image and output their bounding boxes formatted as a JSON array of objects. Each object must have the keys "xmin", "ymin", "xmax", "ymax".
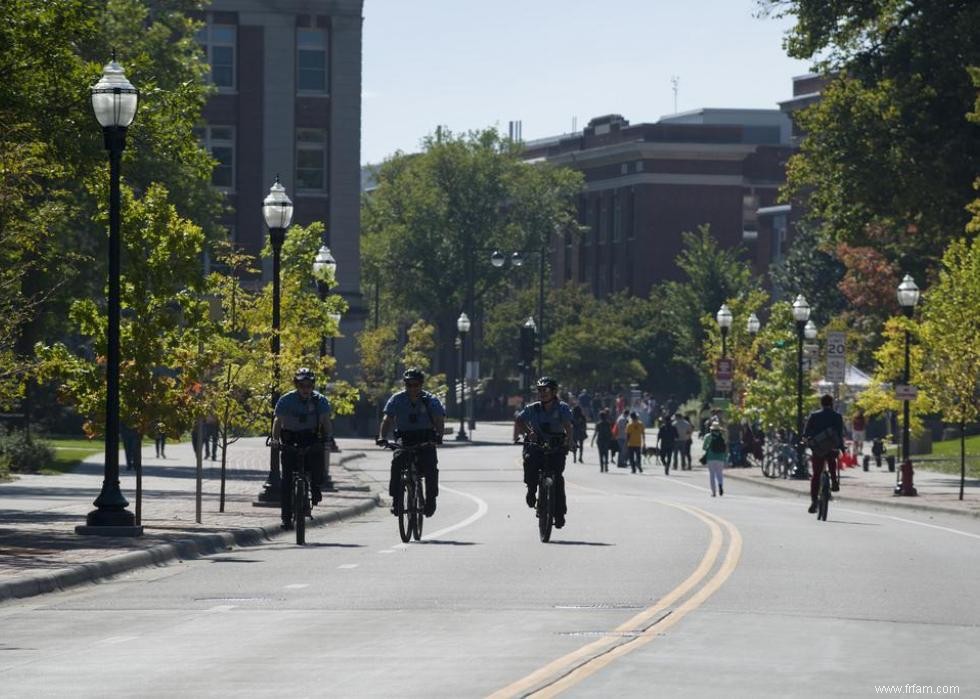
[
  {"xmin": 522, "ymin": 108, "xmax": 795, "ymax": 297},
  {"xmin": 195, "ymin": 0, "xmax": 365, "ymax": 375}
]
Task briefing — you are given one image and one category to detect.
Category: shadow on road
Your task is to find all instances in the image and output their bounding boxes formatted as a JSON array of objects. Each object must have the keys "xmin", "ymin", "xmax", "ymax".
[
  {"xmin": 417, "ymin": 540, "xmax": 478, "ymax": 546},
  {"xmin": 548, "ymin": 540, "xmax": 615, "ymax": 546}
]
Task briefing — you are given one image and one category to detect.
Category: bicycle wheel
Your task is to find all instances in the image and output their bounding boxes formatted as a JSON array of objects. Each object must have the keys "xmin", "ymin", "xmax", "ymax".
[
  {"xmin": 294, "ymin": 477, "xmax": 307, "ymax": 545},
  {"xmin": 412, "ymin": 475, "xmax": 425, "ymax": 541},
  {"xmin": 538, "ymin": 477, "xmax": 553, "ymax": 543},
  {"xmin": 817, "ymin": 472, "xmax": 830, "ymax": 521},
  {"xmin": 398, "ymin": 477, "xmax": 411, "ymax": 543}
]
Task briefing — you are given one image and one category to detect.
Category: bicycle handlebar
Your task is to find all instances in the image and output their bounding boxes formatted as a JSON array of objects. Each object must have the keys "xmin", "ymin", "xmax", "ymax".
[{"xmin": 376, "ymin": 439, "xmax": 438, "ymax": 451}]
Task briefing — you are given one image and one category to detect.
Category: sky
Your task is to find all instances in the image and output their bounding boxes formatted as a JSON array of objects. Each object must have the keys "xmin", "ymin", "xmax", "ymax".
[{"xmin": 361, "ymin": 0, "xmax": 813, "ymax": 165}]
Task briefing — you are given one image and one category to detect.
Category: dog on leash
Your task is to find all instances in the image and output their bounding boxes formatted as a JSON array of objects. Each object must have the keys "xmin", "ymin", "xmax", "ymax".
[{"xmin": 642, "ymin": 446, "xmax": 659, "ymax": 464}]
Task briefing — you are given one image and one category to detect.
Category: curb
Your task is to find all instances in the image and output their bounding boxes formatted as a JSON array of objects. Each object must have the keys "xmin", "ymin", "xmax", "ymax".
[
  {"xmin": 0, "ymin": 453, "xmax": 381, "ymax": 604},
  {"xmin": 723, "ymin": 469, "xmax": 980, "ymax": 519}
]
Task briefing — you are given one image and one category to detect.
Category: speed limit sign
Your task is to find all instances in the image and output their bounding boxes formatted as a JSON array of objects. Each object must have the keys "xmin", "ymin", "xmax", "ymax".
[{"xmin": 825, "ymin": 331, "xmax": 846, "ymax": 384}]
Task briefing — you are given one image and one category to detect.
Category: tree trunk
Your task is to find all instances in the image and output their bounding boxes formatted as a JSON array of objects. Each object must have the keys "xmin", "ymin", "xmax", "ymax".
[
  {"xmin": 960, "ymin": 420, "xmax": 966, "ymax": 501},
  {"xmin": 134, "ymin": 431, "xmax": 143, "ymax": 525}
]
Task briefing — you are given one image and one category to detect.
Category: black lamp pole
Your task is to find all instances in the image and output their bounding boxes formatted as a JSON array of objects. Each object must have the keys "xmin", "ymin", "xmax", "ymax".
[
  {"xmin": 456, "ymin": 312, "xmax": 470, "ymax": 441},
  {"xmin": 791, "ymin": 294, "xmax": 811, "ymax": 480},
  {"xmin": 897, "ymin": 274, "xmax": 920, "ymax": 496},
  {"xmin": 256, "ymin": 178, "xmax": 293, "ymax": 506},
  {"xmin": 77, "ymin": 58, "xmax": 141, "ymax": 535}
]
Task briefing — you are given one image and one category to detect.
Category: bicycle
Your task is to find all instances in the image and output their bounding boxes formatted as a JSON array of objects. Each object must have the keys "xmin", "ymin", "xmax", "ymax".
[
  {"xmin": 268, "ymin": 436, "xmax": 320, "ymax": 545},
  {"xmin": 816, "ymin": 465, "xmax": 831, "ymax": 521},
  {"xmin": 759, "ymin": 428, "xmax": 797, "ymax": 479},
  {"xmin": 521, "ymin": 438, "xmax": 566, "ymax": 543},
  {"xmin": 379, "ymin": 439, "xmax": 434, "ymax": 543}
]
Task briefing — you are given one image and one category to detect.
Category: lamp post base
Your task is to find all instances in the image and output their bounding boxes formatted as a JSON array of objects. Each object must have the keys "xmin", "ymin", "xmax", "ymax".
[
  {"xmin": 76, "ymin": 507, "xmax": 142, "ymax": 537},
  {"xmin": 455, "ymin": 427, "xmax": 469, "ymax": 441},
  {"xmin": 894, "ymin": 461, "xmax": 918, "ymax": 496}
]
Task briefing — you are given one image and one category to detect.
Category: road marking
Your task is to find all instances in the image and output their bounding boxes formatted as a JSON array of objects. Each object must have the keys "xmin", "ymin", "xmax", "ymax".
[
  {"xmin": 205, "ymin": 606, "xmax": 235, "ymax": 613},
  {"xmin": 378, "ymin": 549, "xmax": 395, "ymax": 554},
  {"xmin": 488, "ymin": 503, "xmax": 741, "ymax": 699},
  {"xmin": 97, "ymin": 635, "xmax": 139, "ymax": 644},
  {"xmin": 393, "ymin": 485, "xmax": 489, "ymax": 549},
  {"xmin": 338, "ymin": 564, "xmax": 358, "ymax": 569},
  {"xmin": 835, "ymin": 507, "xmax": 980, "ymax": 540},
  {"xmin": 283, "ymin": 584, "xmax": 309, "ymax": 589}
]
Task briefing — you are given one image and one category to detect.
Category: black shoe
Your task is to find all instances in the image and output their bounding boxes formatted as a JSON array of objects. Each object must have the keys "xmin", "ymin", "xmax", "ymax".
[
  {"xmin": 554, "ymin": 516, "xmax": 565, "ymax": 529},
  {"xmin": 808, "ymin": 502, "xmax": 818, "ymax": 514},
  {"xmin": 719, "ymin": 485, "xmax": 723, "ymax": 496},
  {"xmin": 281, "ymin": 521, "xmax": 294, "ymax": 531},
  {"xmin": 526, "ymin": 491, "xmax": 536, "ymax": 508},
  {"xmin": 391, "ymin": 501, "xmax": 403, "ymax": 516},
  {"xmin": 424, "ymin": 501, "xmax": 436, "ymax": 517},
  {"xmin": 831, "ymin": 482, "xmax": 840, "ymax": 492},
  {"xmin": 311, "ymin": 488, "xmax": 322, "ymax": 505}
]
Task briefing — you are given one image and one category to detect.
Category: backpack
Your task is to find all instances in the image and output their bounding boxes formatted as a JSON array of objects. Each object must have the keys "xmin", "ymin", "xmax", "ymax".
[
  {"xmin": 709, "ymin": 432, "xmax": 726, "ymax": 453},
  {"xmin": 809, "ymin": 426, "xmax": 838, "ymax": 458}
]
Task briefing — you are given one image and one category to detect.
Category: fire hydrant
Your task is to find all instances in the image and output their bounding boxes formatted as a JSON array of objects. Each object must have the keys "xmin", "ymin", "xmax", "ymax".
[{"xmin": 897, "ymin": 461, "xmax": 918, "ymax": 496}]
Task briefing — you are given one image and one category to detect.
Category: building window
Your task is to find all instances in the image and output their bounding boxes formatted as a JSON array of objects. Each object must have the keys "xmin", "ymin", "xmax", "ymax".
[
  {"xmin": 620, "ymin": 163, "xmax": 628, "ymax": 175},
  {"xmin": 196, "ymin": 18, "xmax": 236, "ymax": 89},
  {"xmin": 564, "ymin": 231, "xmax": 573, "ymax": 281},
  {"xmin": 195, "ymin": 125, "xmax": 235, "ymax": 190},
  {"xmin": 297, "ymin": 28, "xmax": 328, "ymax": 93},
  {"xmin": 296, "ymin": 128, "xmax": 327, "ymax": 191},
  {"xmin": 627, "ymin": 188, "xmax": 636, "ymax": 240},
  {"xmin": 636, "ymin": 160, "xmax": 644, "ymax": 172}
]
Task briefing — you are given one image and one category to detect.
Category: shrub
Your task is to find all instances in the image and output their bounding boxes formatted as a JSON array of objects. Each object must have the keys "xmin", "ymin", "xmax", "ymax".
[{"xmin": 0, "ymin": 430, "xmax": 55, "ymax": 473}]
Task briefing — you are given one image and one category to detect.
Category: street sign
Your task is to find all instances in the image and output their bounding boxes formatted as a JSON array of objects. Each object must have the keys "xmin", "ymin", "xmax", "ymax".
[
  {"xmin": 715, "ymin": 358, "xmax": 733, "ymax": 381},
  {"xmin": 895, "ymin": 384, "xmax": 918, "ymax": 400},
  {"xmin": 715, "ymin": 379, "xmax": 732, "ymax": 392},
  {"xmin": 825, "ymin": 331, "xmax": 847, "ymax": 384}
]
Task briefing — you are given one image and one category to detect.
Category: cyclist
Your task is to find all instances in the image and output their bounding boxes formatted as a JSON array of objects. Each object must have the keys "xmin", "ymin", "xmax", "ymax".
[
  {"xmin": 376, "ymin": 369, "xmax": 445, "ymax": 517},
  {"xmin": 272, "ymin": 367, "xmax": 332, "ymax": 530},
  {"xmin": 802, "ymin": 394, "xmax": 845, "ymax": 513},
  {"xmin": 514, "ymin": 376, "xmax": 574, "ymax": 529}
]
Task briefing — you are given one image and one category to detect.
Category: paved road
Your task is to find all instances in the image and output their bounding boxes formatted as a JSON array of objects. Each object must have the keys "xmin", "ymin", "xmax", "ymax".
[{"xmin": 2, "ymin": 435, "xmax": 979, "ymax": 697}]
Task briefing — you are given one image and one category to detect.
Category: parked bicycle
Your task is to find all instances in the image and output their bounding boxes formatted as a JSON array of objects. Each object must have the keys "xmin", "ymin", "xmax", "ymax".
[
  {"xmin": 267, "ymin": 436, "xmax": 320, "ymax": 545},
  {"xmin": 757, "ymin": 428, "xmax": 798, "ymax": 479},
  {"xmin": 378, "ymin": 439, "xmax": 433, "ymax": 543}
]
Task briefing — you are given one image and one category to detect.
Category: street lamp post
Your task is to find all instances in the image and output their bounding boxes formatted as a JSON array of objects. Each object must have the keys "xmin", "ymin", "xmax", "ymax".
[
  {"xmin": 491, "ymin": 247, "xmax": 547, "ymax": 375},
  {"xmin": 77, "ymin": 57, "xmax": 141, "ymax": 536},
  {"xmin": 716, "ymin": 304, "xmax": 733, "ymax": 358},
  {"xmin": 792, "ymin": 294, "xmax": 811, "ymax": 479},
  {"xmin": 897, "ymin": 274, "xmax": 920, "ymax": 496},
  {"xmin": 520, "ymin": 316, "xmax": 537, "ymax": 394},
  {"xmin": 312, "ymin": 244, "xmax": 337, "ymax": 487},
  {"xmin": 256, "ymin": 177, "xmax": 294, "ymax": 505},
  {"xmin": 747, "ymin": 313, "xmax": 760, "ymax": 337},
  {"xmin": 456, "ymin": 312, "xmax": 471, "ymax": 441}
]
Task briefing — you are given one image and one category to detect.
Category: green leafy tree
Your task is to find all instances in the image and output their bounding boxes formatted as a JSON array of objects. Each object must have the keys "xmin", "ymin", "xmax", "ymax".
[
  {"xmin": 918, "ymin": 237, "xmax": 980, "ymax": 495},
  {"xmin": 361, "ymin": 127, "xmax": 583, "ymax": 410},
  {"xmin": 769, "ymin": 222, "xmax": 845, "ymax": 325},
  {"xmin": 761, "ymin": 0, "xmax": 980, "ymax": 276},
  {"xmin": 660, "ymin": 224, "xmax": 757, "ymax": 395},
  {"xmin": 356, "ymin": 325, "xmax": 399, "ymax": 418}
]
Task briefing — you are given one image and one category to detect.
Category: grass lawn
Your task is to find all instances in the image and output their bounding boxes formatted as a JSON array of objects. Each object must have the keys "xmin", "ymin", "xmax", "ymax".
[
  {"xmin": 40, "ymin": 438, "xmax": 104, "ymax": 475},
  {"xmin": 914, "ymin": 432, "xmax": 980, "ymax": 479}
]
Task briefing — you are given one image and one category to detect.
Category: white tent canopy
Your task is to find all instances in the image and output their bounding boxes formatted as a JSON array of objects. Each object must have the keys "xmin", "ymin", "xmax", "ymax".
[{"xmin": 816, "ymin": 363, "xmax": 872, "ymax": 391}]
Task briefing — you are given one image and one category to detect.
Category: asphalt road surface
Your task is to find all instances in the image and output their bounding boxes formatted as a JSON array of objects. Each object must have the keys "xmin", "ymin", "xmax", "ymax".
[{"xmin": 2, "ymin": 442, "xmax": 979, "ymax": 698}]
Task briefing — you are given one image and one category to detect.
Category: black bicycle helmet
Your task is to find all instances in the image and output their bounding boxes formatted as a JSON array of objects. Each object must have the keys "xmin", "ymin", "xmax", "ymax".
[
  {"xmin": 535, "ymin": 376, "xmax": 558, "ymax": 389},
  {"xmin": 403, "ymin": 368, "xmax": 425, "ymax": 382},
  {"xmin": 294, "ymin": 367, "xmax": 316, "ymax": 383}
]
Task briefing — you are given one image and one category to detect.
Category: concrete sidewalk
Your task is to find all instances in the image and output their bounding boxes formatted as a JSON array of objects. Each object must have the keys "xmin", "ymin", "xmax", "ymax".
[{"xmin": 0, "ymin": 437, "xmax": 381, "ymax": 603}]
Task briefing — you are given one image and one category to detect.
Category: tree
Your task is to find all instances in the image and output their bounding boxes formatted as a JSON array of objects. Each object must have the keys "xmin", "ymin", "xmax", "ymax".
[
  {"xmin": 769, "ymin": 222, "xmax": 845, "ymax": 325},
  {"xmin": 361, "ymin": 127, "xmax": 583, "ymax": 409},
  {"xmin": 918, "ymin": 237, "xmax": 980, "ymax": 498},
  {"xmin": 1, "ymin": 0, "xmax": 221, "ymax": 417},
  {"xmin": 660, "ymin": 224, "xmax": 757, "ymax": 395},
  {"xmin": 761, "ymin": 0, "xmax": 980, "ymax": 277}
]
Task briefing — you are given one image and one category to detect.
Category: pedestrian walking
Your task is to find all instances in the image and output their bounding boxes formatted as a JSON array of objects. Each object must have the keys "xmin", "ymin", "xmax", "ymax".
[
  {"xmin": 204, "ymin": 414, "xmax": 219, "ymax": 461},
  {"xmin": 154, "ymin": 420, "xmax": 167, "ymax": 458},
  {"xmin": 657, "ymin": 416, "xmax": 677, "ymax": 475},
  {"xmin": 703, "ymin": 421, "xmax": 727, "ymax": 496},
  {"xmin": 851, "ymin": 409, "xmax": 867, "ymax": 457},
  {"xmin": 672, "ymin": 413, "xmax": 694, "ymax": 470},
  {"xmin": 591, "ymin": 409, "xmax": 613, "ymax": 472},
  {"xmin": 571, "ymin": 405, "xmax": 588, "ymax": 463},
  {"xmin": 626, "ymin": 412, "xmax": 645, "ymax": 473},
  {"xmin": 615, "ymin": 409, "xmax": 629, "ymax": 468}
]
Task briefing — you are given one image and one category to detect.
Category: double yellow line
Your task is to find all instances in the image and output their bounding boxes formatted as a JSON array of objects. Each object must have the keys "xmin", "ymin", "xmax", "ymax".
[{"xmin": 488, "ymin": 502, "xmax": 742, "ymax": 698}]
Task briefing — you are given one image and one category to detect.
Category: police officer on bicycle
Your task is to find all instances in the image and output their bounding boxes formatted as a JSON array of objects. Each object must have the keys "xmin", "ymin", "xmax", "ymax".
[
  {"xmin": 514, "ymin": 376, "xmax": 574, "ymax": 529},
  {"xmin": 376, "ymin": 369, "xmax": 446, "ymax": 517},
  {"xmin": 273, "ymin": 368, "xmax": 332, "ymax": 530}
]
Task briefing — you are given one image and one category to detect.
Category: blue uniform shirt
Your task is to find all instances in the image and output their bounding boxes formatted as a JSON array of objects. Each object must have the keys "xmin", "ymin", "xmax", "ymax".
[
  {"xmin": 383, "ymin": 391, "xmax": 445, "ymax": 432},
  {"xmin": 275, "ymin": 390, "xmax": 330, "ymax": 433},
  {"xmin": 518, "ymin": 400, "xmax": 573, "ymax": 439}
]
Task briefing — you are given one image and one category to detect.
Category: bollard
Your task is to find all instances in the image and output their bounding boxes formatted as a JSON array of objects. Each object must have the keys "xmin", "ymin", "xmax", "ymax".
[{"xmin": 863, "ymin": 455, "xmax": 870, "ymax": 472}]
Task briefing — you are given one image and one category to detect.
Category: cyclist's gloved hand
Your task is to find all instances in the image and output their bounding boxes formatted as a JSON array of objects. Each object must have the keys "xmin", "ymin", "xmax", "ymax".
[{"xmin": 375, "ymin": 438, "xmax": 387, "ymax": 447}]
